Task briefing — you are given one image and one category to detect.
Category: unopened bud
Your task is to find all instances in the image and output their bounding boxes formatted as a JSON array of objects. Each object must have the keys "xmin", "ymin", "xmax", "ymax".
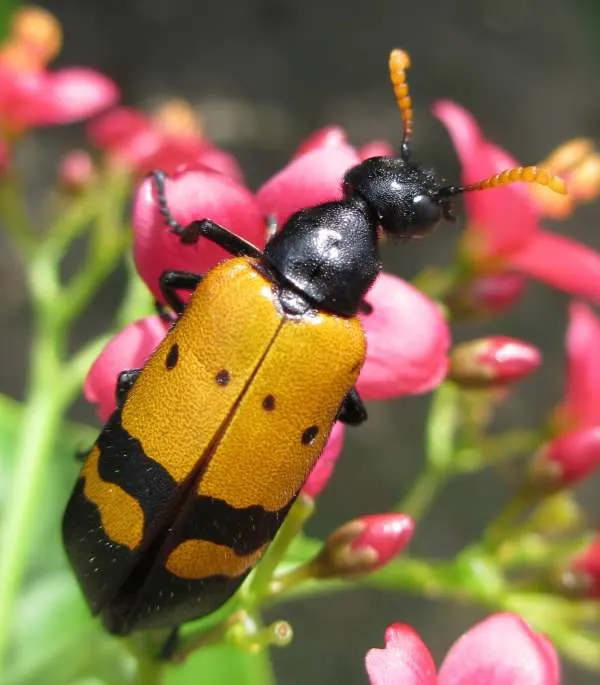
[
  {"xmin": 8, "ymin": 6, "xmax": 62, "ymax": 66},
  {"xmin": 529, "ymin": 426, "xmax": 600, "ymax": 492},
  {"xmin": 311, "ymin": 513, "xmax": 414, "ymax": 579},
  {"xmin": 448, "ymin": 336, "xmax": 541, "ymax": 388},
  {"xmin": 153, "ymin": 99, "xmax": 203, "ymax": 138},
  {"xmin": 58, "ymin": 149, "xmax": 95, "ymax": 192},
  {"xmin": 444, "ymin": 272, "xmax": 526, "ymax": 321},
  {"xmin": 557, "ymin": 535, "xmax": 600, "ymax": 599}
]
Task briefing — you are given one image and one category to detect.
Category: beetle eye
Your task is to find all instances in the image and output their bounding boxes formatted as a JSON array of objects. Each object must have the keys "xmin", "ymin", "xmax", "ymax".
[{"xmin": 412, "ymin": 194, "xmax": 441, "ymax": 236}]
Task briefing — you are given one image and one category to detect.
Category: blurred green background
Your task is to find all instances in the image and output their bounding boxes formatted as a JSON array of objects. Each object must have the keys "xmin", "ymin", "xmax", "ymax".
[{"xmin": 2, "ymin": 0, "xmax": 600, "ymax": 682}]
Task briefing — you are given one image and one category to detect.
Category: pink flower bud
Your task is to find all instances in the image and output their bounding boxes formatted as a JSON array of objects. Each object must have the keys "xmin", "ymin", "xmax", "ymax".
[
  {"xmin": 312, "ymin": 513, "xmax": 414, "ymax": 579},
  {"xmin": 448, "ymin": 336, "xmax": 541, "ymax": 388},
  {"xmin": 445, "ymin": 272, "xmax": 527, "ymax": 321},
  {"xmin": 531, "ymin": 426, "xmax": 600, "ymax": 490},
  {"xmin": 567, "ymin": 534, "xmax": 600, "ymax": 598},
  {"xmin": 58, "ymin": 149, "xmax": 95, "ymax": 191}
]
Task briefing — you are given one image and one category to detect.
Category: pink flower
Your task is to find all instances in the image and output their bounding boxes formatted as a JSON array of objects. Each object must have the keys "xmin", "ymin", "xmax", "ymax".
[
  {"xmin": 0, "ymin": 7, "xmax": 118, "ymax": 135},
  {"xmin": 365, "ymin": 613, "xmax": 560, "ymax": 685},
  {"xmin": 357, "ymin": 273, "xmax": 450, "ymax": 400},
  {"xmin": 311, "ymin": 513, "xmax": 415, "ymax": 579},
  {"xmin": 445, "ymin": 272, "xmax": 527, "ymax": 321},
  {"xmin": 84, "ymin": 316, "xmax": 168, "ymax": 421},
  {"xmin": 133, "ymin": 167, "xmax": 265, "ymax": 302},
  {"xmin": 87, "ymin": 102, "xmax": 242, "ymax": 180},
  {"xmin": 531, "ymin": 302, "xmax": 600, "ymax": 489},
  {"xmin": 302, "ymin": 423, "xmax": 345, "ymax": 499},
  {"xmin": 434, "ymin": 100, "xmax": 600, "ymax": 304}
]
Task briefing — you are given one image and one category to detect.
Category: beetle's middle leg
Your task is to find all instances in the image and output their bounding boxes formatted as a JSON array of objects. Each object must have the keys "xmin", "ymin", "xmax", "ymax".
[{"xmin": 337, "ymin": 387, "xmax": 367, "ymax": 425}]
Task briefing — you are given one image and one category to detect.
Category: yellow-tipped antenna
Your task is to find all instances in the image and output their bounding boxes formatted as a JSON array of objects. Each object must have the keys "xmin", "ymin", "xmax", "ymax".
[
  {"xmin": 439, "ymin": 165, "xmax": 567, "ymax": 197},
  {"xmin": 389, "ymin": 49, "xmax": 413, "ymax": 160}
]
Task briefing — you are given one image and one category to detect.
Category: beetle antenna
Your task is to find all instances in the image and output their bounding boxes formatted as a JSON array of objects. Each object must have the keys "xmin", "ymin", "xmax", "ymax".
[
  {"xmin": 437, "ymin": 165, "xmax": 567, "ymax": 197},
  {"xmin": 151, "ymin": 169, "xmax": 184, "ymax": 231},
  {"xmin": 389, "ymin": 49, "xmax": 413, "ymax": 163}
]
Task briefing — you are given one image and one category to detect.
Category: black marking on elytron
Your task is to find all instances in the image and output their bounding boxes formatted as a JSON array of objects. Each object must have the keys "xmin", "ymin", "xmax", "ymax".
[
  {"xmin": 301, "ymin": 425, "xmax": 319, "ymax": 445},
  {"xmin": 165, "ymin": 343, "xmax": 179, "ymax": 369},
  {"xmin": 62, "ymin": 478, "xmax": 137, "ymax": 615},
  {"xmin": 174, "ymin": 495, "xmax": 294, "ymax": 556},
  {"xmin": 96, "ymin": 409, "xmax": 177, "ymax": 525},
  {"xmin": 262, "ymin": 394, "xmax": 276, "ymax": 411},
  {"xmin": 215, "ymin": 369, "xmax": 231, "ymax": 386},
  {"xmin": 101, "ymin": 562, "xmax": 253, "ymax": 634}
]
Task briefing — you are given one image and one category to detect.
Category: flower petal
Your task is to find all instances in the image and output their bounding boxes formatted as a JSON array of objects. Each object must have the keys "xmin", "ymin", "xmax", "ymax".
[
  {"xmin": 535, "ymin": 425, "xmax": 600, "ymax": 489},
  {"xmin": 257, "ymin": 144, "xmax": 359, "ymax": 226},
  {"xmin": 433, "ymin": 100, "xmax": 539, "ymax": 258},
  {"xmin": 133, "ymin": 168, "xmax": 265, "ymax": 301},
  {"xmin": 560, "ymin": 302, "xmax": 600, "ymax": 428},
  {"xmin": 293, "ymin": 126, "xmax": 348, "ymax": 158},
  {"xmin": 509, "ymin": 231, "xmax": 600, "ymax": 305},
  {"xmin": 438, "ymin": 613, "xmax": 560, "ymax": 685},
  {"xmin": 302, "ymin": 422, "xmax": 345, "ymax": 499},
  {"xmin": 87, "ymin": 106, "xmax": 150, "ymax": 150},
  {"xmin": 30, "ymin": 67, "xmax": 118, "ymax": 126},
  {"xmin": 357, "ymin": 273, "xmax": 450, "ymax": 400},
  {"xmin": 365, "ymin": 623, "xmax": 437, "ymax": 685},
  {"xmin": 358, "ymin": 140, "xmax": 395, "ymax": 160},
  {"xmin": 84, "ymin": 316, "xmax": 168, "ymax": 421}
]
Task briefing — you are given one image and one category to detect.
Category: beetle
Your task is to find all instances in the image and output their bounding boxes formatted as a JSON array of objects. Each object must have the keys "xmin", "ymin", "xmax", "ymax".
[{"xmin": 62, "ymin": 49, "xmax": 565, "ymax": 637}]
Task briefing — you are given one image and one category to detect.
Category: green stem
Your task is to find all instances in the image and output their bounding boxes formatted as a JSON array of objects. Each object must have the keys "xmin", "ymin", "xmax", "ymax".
[
  {"xmin": 0, "ymin": 318, "xmax": 64, "ymax": 665},
  {"xmin": 245, "ymin": 497, "xmax": 315, "ymax": 607},
  {"xmin": 395, "ymin": 467, "xmax": 446, "ymax": 519},
  {"xmin": 0, "ymin": 174, "xmax": 36, "ymax": 256}
]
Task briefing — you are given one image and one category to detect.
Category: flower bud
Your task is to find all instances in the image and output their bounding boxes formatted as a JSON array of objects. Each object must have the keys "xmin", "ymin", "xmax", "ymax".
[
  {"xmin": 444, "ymin": 272, "xmax": 527, "ymax": 321},
  {"xmin": 311, "ymin": 513, "xmax": 414, "ymax": 579},
  {"xmin": 529, "ymin": 426, "xmax": 600, "ymax": 491},
  {"xmin": 58, "ymin": 149, "xmax": 95, "ymax": 192},
  {"xmin": 448, "ymin": 336, "xmax": 541, "ymax": 388},
  {"xmin": 6, "ymin": 6, "xmax": 62, "ymax": 66},
  {"xmin": 564, "ymin": 535, "xmax": 600, "ymax": 598}
]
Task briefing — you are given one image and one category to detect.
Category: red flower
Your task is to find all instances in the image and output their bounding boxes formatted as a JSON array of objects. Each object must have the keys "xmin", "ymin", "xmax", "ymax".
[
  {"xmin": 434, "ymin": 100, "xmax": 600, "ymax": 304},
  {"xmin": 87, "ymin": 102, "xmax": 242, "ymax": 180},
  {"xmin": 58, "ymin": 149, "xmax": 95, "ymax": 191},
  {"xmin": 87, "ymin": 133, "xmax": 450, "ymax": 495},
  {"xmin": 531, "ymin": 302, "xmax": 600, "ymax": 489},
  {"xmin": 365, "ymin": 613, "xmax": 560, "ymax": 685},
  {"xmin": 0, "ymin": 7, "xmax": 118, "ymax": 135}
]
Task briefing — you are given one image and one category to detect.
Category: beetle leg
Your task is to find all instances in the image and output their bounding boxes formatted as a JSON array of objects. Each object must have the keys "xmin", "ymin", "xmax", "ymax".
[
  {"xmin": 155, "ymin": 300, "xmax": 176, "ymax": 325},
  {"xmin": 159, "ymin": 271, "xmax": 204, "ymax": 315},
  {"xmin": 116, "ymin": 368, "xmax": 141, "ymax": 407},
  {"xmin": 157, "ymin": 626, "xmax": 180, "ymax": 661},
  {"xmin": 152, "ymin": 170, "xmax": 263, "ymax": 258},
  {"xmin": 337, "ymin": 387, "xmax": 367, "ymax": 425},
  {"xmin": 358, "ymin": 299, "xmax": 373, "ymax": 315}
]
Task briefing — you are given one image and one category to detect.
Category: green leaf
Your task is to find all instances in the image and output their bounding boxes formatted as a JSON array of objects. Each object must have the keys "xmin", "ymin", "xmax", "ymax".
[{"xmin": 166, "ymin": 645, "xmax": 276, "ymax": 685}]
